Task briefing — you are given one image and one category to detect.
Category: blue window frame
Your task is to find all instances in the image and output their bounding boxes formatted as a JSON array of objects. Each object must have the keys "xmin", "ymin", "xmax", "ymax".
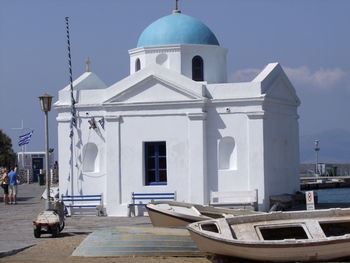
[{"xmin": 144, "ymin": 141, "xmax": 167, "ymax": 185}]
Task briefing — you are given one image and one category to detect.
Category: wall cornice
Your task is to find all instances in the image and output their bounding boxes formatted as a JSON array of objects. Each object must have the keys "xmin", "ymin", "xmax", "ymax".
[
  {"xmin": 247, "ymin": 112, "xmax": 266, "ymax": 120},
  {"xmin": 56, "ymin": 116, "xmax": 71, "ymax": 122},
  {"xmin": 129, "ymin": 45, "xmax": 181, "ymax": 56},
  {"xmin": 187, "ymin": 112, "xmax": 207, "ymax": 121},
  {"xmin": 104, "ymin": 115, "xmax": 121, "ymax": 122}
]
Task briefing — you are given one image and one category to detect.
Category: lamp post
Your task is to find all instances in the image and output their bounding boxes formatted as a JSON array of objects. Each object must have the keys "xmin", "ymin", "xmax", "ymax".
[
  {"xmin": 314, "ymin": 140, "xmax": 320, "ymax": 176},
  {"xmin": 39, "ymin": 93, "xmax": 53, "ymax": 210}
]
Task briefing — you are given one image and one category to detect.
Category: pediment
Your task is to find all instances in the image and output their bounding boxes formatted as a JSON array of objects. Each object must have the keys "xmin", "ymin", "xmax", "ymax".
[
  {"xmin": 265, "ymin": 76, "xmax": 300, "ymax": 105},
  {"xmin": 104, "ymin": 71, "xmax": 205, "ymax": 105},
  {"xmin": 254, "ymin": 63, "xmax": 300, "ymax": 105}
]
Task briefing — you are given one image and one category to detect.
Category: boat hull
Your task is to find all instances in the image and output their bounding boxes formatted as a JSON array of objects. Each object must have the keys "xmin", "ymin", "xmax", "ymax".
[
  {"xmin": 147, "ymin": 205, "xmax": 203, "ymax": 227},
  {"xmin": 146, "ymin": 201, "xmax": 262, "ymax": 228},
  {"xmin": 189, "ymin": 230, "xmax": 350, "ymax": 262}
]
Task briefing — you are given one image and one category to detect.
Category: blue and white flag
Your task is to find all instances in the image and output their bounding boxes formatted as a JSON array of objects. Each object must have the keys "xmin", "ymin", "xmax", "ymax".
[{"xmin": 18, "ymin": 130, "xmax": 33, "ymax": 146}]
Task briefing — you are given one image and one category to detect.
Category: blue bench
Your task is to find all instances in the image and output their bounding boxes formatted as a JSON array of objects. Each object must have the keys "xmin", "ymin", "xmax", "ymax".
[
  {"xmin": 61, "ymin": 194, "xmax": 104, "ymax": 216},
  {"xmin": 128, "ymin": 192, "xmax": 176, "ymax": 216}
]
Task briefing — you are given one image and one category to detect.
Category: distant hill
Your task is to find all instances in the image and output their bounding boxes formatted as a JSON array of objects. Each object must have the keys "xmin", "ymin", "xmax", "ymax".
[{"xmin": 300, "ymin": 129, "xmax": 350, "ymax": 163}]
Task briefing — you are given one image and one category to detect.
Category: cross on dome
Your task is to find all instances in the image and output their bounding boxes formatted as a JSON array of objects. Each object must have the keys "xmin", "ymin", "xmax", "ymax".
[
  {"xmin": 173, "ymin": 0, "xmax": 181, "ymax": 13},
  {"xmin": 85, "ymin": 57, "xmax": 91, "ymax": 72}
]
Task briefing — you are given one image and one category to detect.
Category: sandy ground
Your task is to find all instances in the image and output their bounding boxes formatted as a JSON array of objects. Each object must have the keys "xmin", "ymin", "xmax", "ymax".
[
  {"xmin": 2, "ymin": 184, "xmax": 350, "ymax": 263},
  {"xmin": 0, "ymin": 184, "xmax": 210, "ymax": 263},
  {"xmin": 0, "ymin": 233, "xmax": 211, "ymax": 263}
]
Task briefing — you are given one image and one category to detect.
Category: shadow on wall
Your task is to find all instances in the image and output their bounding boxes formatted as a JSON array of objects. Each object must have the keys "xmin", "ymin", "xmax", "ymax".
[{"xmin": 206, "ymin": 108, "xmax": 226, "ymax": 192}]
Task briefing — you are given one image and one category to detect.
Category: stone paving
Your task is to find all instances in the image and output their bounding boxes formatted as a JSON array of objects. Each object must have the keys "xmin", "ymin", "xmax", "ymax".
[{"xmin": 0, "ymin": 183, "xmax": 151, "ymax": 256}]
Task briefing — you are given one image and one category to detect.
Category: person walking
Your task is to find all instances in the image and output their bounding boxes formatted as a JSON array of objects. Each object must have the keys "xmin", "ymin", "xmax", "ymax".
[
  {"xmin": 1, "ymin": 168, "xmax": 9, "ymax": 205},
  {"xmin": 8, "ymin": 165, "xmax": 18, "ymax": 204}
]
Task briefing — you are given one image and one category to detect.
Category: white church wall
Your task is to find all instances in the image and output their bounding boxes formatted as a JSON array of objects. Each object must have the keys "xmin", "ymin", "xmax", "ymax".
[
  {"xmin": 188, "ymin": 113, "xmax": 207, "ymax": 204},
  {"xmin": 118, "ymin": 115, "xmax": 191, "ymax": 213},
  {"xmin": 129, "ymin": 45, "xmax": 227, "ymax": 84},
  {"xmin": 181, "ymin": 45, "xmax": 227, "ymax": 84},
  {"xmin": 104, "ymin": 115, "xmax": 122, "ymax": 215},
  {"xmin": 247, "ymin": 114, "xmax": 266, "ymax": 210},
  {"xmin": 57, "ymin": 111, "xmax": 107, "ymax": 200},
  {"xmin": 129, "ymin": 45, "xmax": 182, "ymax": 74},
  {"xmin": 79, "ymin": 90, "xmax": 105, "ymax": 104},
  {"xmin": 206, "ymin": 82, "xmax": 262, "ymax": 99},
  {"xmin": 57, "ymin": 118, "xmax": 72, "ymax": 197},
  {"xmin": 206, "ymin": 107, "xmax": 251, "ymax": 194},
  {"xmin": 76, "ymin": 115, "xmax": 106, "ymax": 197},
  {"xmin": 263, "ymin": 110, "xmax": 300, "ymax": 198}
]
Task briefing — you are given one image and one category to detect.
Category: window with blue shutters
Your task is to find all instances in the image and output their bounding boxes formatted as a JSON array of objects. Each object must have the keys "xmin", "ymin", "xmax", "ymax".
[{"xmin": 144, "ymin": 141, "xmax": 167, "ymax": 185}]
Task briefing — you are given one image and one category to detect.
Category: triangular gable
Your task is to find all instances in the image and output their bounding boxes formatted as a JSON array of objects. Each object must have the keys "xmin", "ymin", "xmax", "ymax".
[
  {"xmin": 253, "ymin": 63, "xmax": 300, "ymax": 105},
  {"xmin": 104, "ymin": 64, "xmax": 205, "ymax": 104},
  {"xmin": 62, "ymin": 72, "xmax": 107, "ymax": 91},
  {"xmin": 56, "ymin": 72, "xmax": 107, "ymax": 106}
]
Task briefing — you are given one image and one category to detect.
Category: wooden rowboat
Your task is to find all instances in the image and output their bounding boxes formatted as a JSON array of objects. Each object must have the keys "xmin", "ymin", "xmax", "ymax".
[
  {"xmin": 187, "ymin": 208, "xmax": 350, "ymax": 262},
  {"xmin": 146, "ymin": 201, "xmax": 262, "ymax": 227}
]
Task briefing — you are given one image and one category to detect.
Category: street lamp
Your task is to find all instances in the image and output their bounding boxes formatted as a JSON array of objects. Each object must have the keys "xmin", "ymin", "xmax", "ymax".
[
  {"xmin": 39, "ymin": 93, "xmax": 53, "ymax": 210},
  {"xmin": 314, "ymin": 140, "xmax": 320, "ymax": 176}
]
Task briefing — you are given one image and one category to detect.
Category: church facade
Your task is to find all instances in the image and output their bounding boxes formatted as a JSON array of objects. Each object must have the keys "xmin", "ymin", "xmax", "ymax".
[{"xmin": 55, "ymin": 10, "xmax": 300, "ymax": 216}]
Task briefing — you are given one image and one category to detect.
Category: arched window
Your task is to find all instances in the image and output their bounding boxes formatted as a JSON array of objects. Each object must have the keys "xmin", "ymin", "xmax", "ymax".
[
  {"xmin": 135, "ymin": 58, "xmax": 141, "ymax": 72},
  {"xmin": 192, "ymin": 56, "xmax": 204, "ymax": 81},
  {"xmin": 218, "ymin": 137, "xmax": 237, "ymax": 170},
  {"xmin": 83, "ymin": 143, "xmax": 99, "ymax": 172}
]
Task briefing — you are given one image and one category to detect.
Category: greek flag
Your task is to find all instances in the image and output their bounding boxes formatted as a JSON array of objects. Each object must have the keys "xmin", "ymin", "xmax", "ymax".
[{"xmin": 18, "ymin": 131, "xmax": 33, "ymax": 146}]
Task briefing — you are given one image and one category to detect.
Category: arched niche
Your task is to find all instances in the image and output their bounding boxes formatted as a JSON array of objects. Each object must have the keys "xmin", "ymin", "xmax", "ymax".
[
  {"xmin": 83, "ymin": 143, "xmax": 99, "ymax": 172},
  {"xmin": 135, "ymin": 58, "xmax": 141, "ymax": 72},
  {"xmin": 218, "ymin": 137, "xmax": 237, "ymax": 170}
]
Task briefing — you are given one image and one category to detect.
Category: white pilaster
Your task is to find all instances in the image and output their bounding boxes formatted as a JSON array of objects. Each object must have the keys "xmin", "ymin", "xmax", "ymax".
[
  {"xmin": 247, "ymin": 112, "xmax": 266, "ymax": 210},
  {"xmin": 56, "ymin": 115, "xmax": 73, "ymax": 198},
  {"xmin": 187, "ymin": 113, "xmax": 207, "ymax": 204},
  {"xmin": 104, "ymin": 115, "xmax": 122, "ymax": 215}
]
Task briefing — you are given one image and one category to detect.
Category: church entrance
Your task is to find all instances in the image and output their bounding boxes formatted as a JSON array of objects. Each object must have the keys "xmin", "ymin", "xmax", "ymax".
[{"xmin": 32, "ymin": 157, "xmax": 43, "ymax": 183}]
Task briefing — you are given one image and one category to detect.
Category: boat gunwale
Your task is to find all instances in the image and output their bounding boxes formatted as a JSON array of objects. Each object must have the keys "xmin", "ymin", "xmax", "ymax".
[
  {"xmin": 147, "ymin": 200, "xmax": 262, "ymax": 217},
  {"xmin": 224, "ymin": 208, "xmax": 350, "ymax": 225},
  {"xmin": 146, "ymin": 204, "xmax": 210, "ymax": 223},
  {"xmin": 187, "ymin": 223, "xmax": 350, "ymax": 248}
]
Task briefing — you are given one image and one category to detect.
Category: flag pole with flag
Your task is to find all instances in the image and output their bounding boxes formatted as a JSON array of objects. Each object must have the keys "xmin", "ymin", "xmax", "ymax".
[{"xmin": 18, "ymin": 130, "xmax": 34, "ymax": 147}]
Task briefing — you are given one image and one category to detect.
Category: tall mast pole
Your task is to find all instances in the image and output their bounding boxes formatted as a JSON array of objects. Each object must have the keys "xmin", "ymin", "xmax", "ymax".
[{"xmin": 65, "ymin": 17, "xmax": 76, "ymax": 197}]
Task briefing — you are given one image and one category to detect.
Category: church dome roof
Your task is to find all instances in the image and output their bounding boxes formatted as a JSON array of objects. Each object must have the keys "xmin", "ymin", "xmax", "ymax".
[{"xmin": 137, "ymin": 13, "xmax": 220, "ymax": 47}]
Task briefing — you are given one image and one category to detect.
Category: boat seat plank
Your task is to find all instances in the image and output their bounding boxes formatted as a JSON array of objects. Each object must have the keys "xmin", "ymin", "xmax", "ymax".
[
  {"xmin": 305, "ymin": 220, "xmax": 327, "ymax": 239},
  {"xmin": 231, "ymin": 224, "xmax": 260, "ymax": 241}
]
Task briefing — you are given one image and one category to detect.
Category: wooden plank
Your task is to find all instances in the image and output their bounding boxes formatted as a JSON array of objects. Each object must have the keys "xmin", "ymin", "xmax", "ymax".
[{"xmin": 72, "ymin": 226, "xmax": 204, "ymax": 257}]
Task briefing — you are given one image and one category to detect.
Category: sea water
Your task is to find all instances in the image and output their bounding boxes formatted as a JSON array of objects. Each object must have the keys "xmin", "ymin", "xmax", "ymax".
[{"xmin": 313, "ymin": 187, "xmax": 350, "ymax": 203}]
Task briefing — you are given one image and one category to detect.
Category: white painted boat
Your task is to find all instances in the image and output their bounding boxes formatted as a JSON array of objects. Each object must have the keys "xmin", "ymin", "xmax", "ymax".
[
  {"xmin": 187, "ymin": 208, "xmax": 350, "ymax": 262},
  {"xmin": 146, "ymin": 201, "xmax": 262, "ymax": 227}
]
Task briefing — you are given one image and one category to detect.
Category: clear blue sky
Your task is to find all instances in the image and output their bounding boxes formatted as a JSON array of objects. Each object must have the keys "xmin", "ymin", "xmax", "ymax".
[{"xmin": 1, "ymin": 0, "xmax": 349, "ymax": 163}]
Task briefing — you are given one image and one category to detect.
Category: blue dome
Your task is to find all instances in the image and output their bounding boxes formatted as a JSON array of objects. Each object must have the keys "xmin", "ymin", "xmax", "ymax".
[{"xmin": 137, "ymin": 13, "xmax": 219, "ymax": 47}]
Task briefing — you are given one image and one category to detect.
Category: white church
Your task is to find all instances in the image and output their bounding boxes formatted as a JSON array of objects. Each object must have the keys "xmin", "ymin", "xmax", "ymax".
[{"xmin": 55, "ymin": 8, "xmax": 300, "ymax": 216}]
